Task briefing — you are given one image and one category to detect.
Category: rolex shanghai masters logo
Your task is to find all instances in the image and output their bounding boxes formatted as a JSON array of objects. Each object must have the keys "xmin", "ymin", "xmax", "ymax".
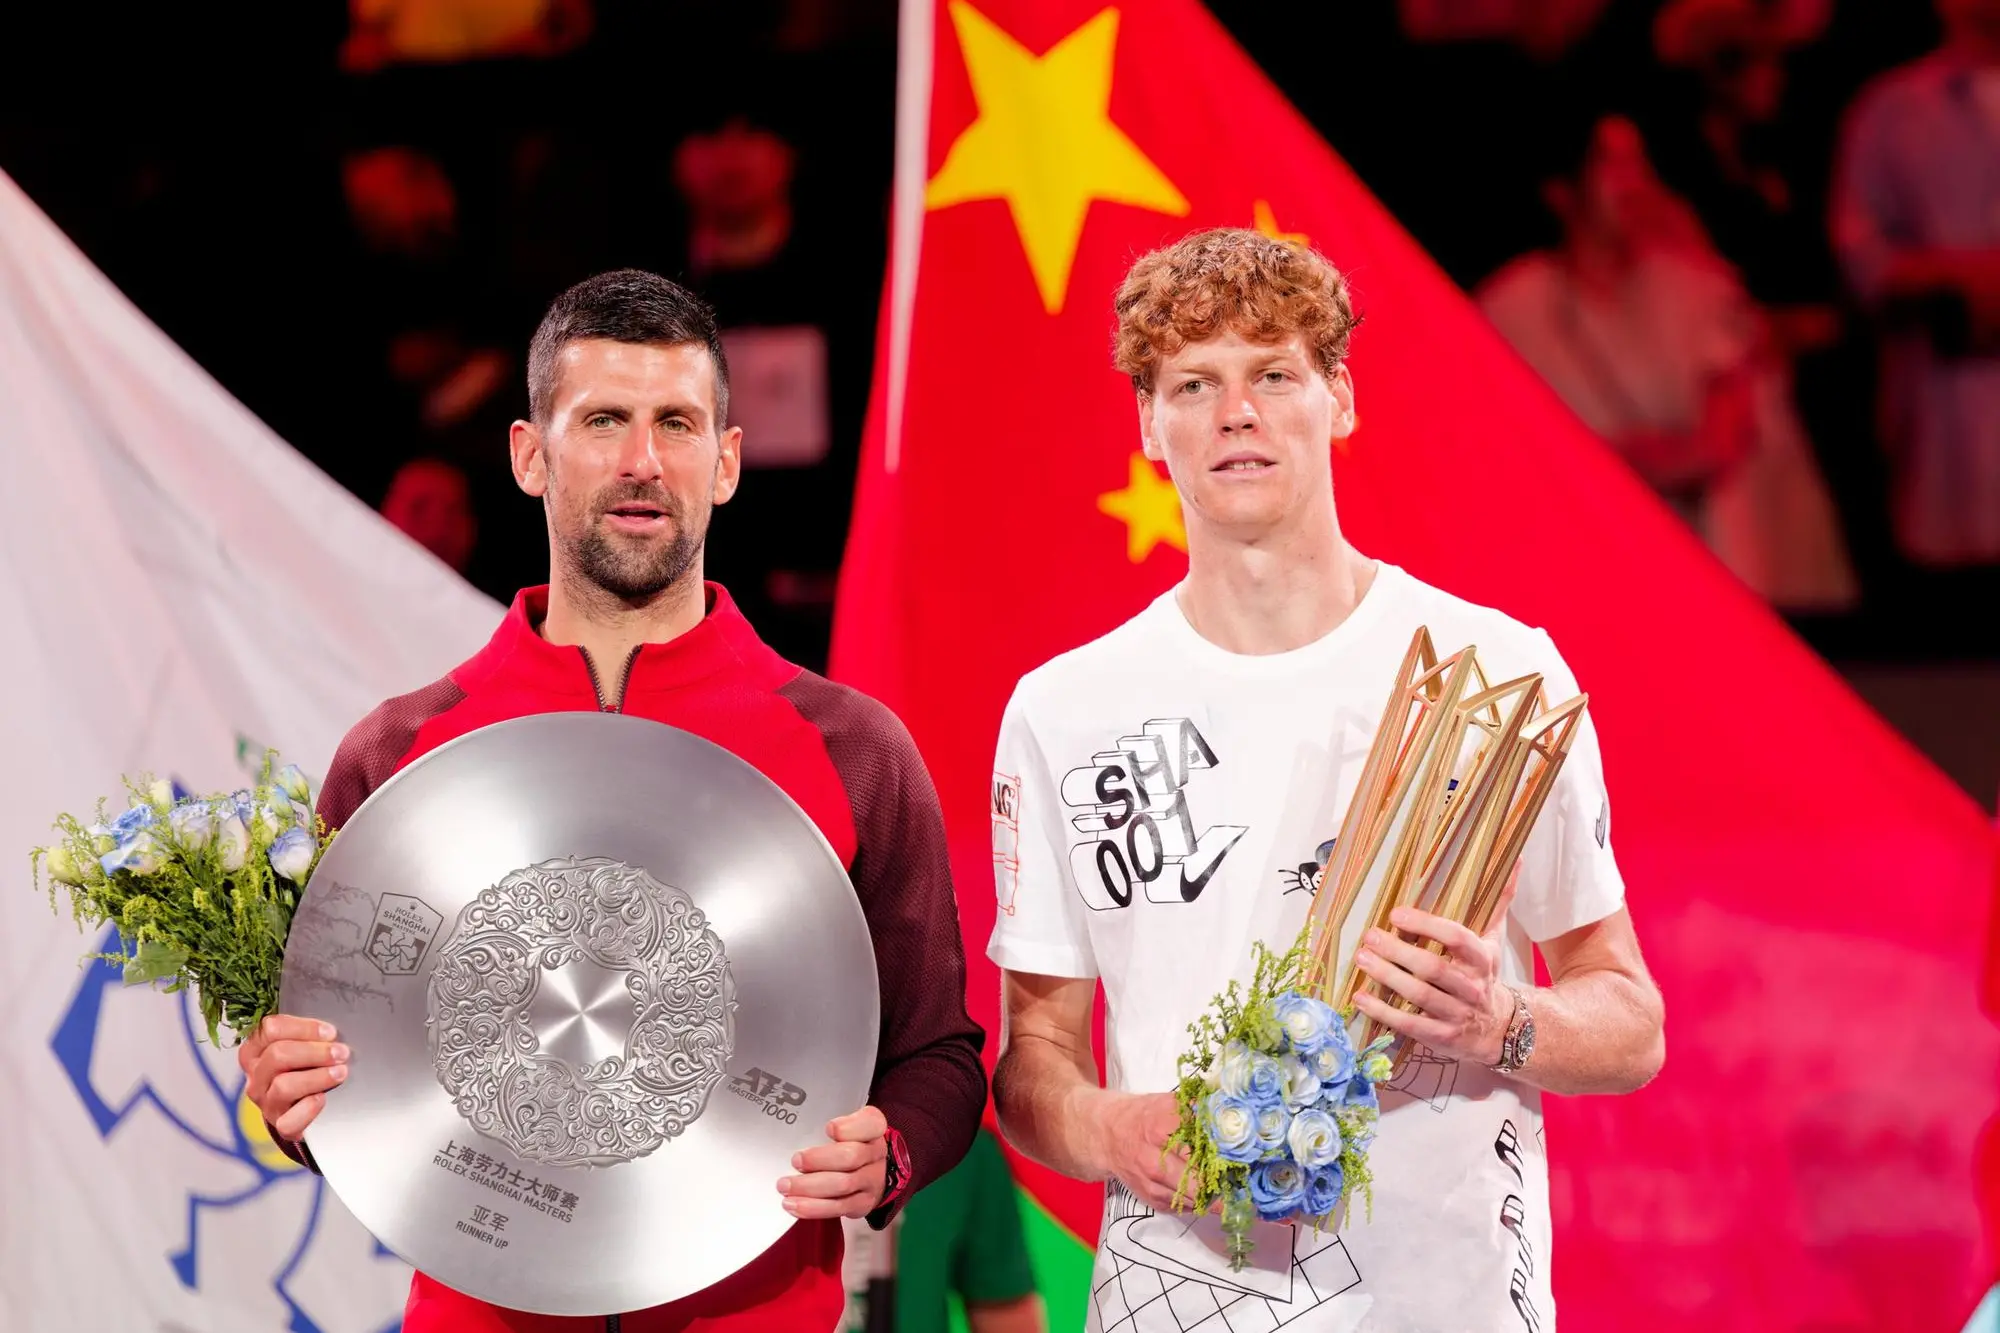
[{"xmin": 1061, "ymin": 718, "xmax": 1247, "ymax": 911}]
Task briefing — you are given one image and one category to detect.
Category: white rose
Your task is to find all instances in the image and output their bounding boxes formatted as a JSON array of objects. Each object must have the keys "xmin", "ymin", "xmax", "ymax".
[
  {"xmin": 169, "ymin": 802, "xmax": 215, "ymax": 852},
  {"xmin": 1253, "ymin": 1103, "xmax": 1290, "ymax": 1153},
  {"xmin": 1279, "ymin": 1054, "xmax": 1319, "ymax": 1111},
  {"xmin": 216, "ymin": 810, "xmax": 251, "ymax": 872},
  {"xmin": 268, "ymin": 828, "xmax": 317, "ymax": 883},
  {"xmin": 1212, "ymin": 1101, "xmax": 1251, "ymax": 1143},
  {"xmin": 1213, "ymin": 1042, "xmax": 1254, "ymax": 1097}
]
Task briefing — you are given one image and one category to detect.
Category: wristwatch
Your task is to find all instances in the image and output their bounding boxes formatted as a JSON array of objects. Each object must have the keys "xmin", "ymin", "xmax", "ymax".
[
  {"xmin": 1491, "ymin": 987, "xmax": 1536, "ymax": 1076},
  {"xmin": 873, "ymin": 1126, "xmax": 912, "ymax": 1223}
]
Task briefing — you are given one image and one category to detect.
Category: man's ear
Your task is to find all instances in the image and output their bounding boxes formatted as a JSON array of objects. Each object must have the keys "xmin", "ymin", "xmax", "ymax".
[
  {"xmin": 1328, "ymin": 364, "xmax": 1357, "ymax": 443},
  {"xmin": 713, "ymin": 425, "xmax": 743, "ymax": 505},
  {"xmin": 511, "ymin": 419, "xmax": 548, "ymax": 498},
  {"xmin": 1138, "ymin": 393, "xmax": 1162, "ymax": 462}
]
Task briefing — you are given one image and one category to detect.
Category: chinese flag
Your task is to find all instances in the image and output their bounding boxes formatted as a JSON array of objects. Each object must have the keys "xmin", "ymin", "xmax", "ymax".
[{"xmin": 830, "ymin": 1, "xmax": 2000, "ymax": 1327}]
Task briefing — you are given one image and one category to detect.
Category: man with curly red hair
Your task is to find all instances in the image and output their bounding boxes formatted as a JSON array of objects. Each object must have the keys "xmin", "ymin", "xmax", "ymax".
[{"xmin": 986, "ymin": 228, "xmax": 1664, "ymax": 1331}]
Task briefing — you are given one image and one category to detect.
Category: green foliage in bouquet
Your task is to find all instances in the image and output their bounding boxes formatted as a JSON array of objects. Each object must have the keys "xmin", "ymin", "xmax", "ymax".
[
  {"xmin": 1163, "ymin": 922, "xmax": 1393, "ymax": 1271},
  {"xmin": 30, "ymin": 756, "xmax": 329, "ymax": 1045}
]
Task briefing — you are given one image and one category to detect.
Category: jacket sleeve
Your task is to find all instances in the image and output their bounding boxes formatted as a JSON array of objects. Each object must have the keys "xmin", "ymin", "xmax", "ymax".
[
  {"xmin": 782, "ymin": 675, "xmax": 989, "ymax": 1228},
  {"xmin": 862, "ymin": 720, "xmax": 988, "ymax": 1227}
]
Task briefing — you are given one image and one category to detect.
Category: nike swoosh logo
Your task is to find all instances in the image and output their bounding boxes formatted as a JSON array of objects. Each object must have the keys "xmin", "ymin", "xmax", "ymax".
[{"xmin": 1176, "ymin": 825, "xmax": 1248, "ymax": 901}]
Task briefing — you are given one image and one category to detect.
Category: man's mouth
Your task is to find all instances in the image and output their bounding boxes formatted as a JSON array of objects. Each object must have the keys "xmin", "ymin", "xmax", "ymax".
[
  {"xmin": 602, "ymin": 502, "xmax": 669, "ymax": 530},
  {"xmin": 1212, "ymin": 454, "xmax": 1275, "ymax": 473}
]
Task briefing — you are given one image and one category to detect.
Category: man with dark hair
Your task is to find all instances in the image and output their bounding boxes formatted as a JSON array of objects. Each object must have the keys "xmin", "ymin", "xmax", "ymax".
[{"xmin": 235, "ymin": 269, "xmax": 988, "ymax": 1332}]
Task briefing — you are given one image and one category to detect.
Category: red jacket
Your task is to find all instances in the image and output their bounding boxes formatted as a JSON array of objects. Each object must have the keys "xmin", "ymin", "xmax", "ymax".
[{"xmin": 308, "ymin": 585, "xmax": 987, "ymax": 1332}]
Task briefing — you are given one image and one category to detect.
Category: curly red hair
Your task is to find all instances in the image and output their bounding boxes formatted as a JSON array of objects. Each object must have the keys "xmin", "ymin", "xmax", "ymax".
[{"xmin": 1112, "ymin": 227, "xmax": 1360, "ymax": 395}]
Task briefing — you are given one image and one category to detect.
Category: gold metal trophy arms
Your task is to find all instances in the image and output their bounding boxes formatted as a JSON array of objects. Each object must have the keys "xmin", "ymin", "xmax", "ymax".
[{"xmin": 1301, "ymin": 626, "xmax": 1590, "ymax": 1070}]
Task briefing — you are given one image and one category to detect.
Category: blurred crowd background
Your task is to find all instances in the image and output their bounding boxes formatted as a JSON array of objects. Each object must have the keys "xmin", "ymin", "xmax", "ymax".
[{"xmin": 4, "ymin": 0, "xmax": 1996, "ymax": 685}]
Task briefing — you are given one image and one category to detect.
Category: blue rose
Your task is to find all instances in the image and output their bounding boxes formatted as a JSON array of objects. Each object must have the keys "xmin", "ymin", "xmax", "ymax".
[
  {"xmin": 1333, "ymin": 1072, "xmax": 1379, "ymax": 1114},
  {"xmin": 269, "ymin": 827, "xmax": 317, "ymax": 883},
  {"xmin": 1303, "ymin": 1163, "xmax": 1345, "ymax": 1219},
  {"xmin": 1205, "ymin": 1091, "xmax": 1262, "ymax": 1164},
  {"xmin": 1247, "ymin": 1159, "xmax": 1308, "ymax": 1221},
  {"xmin": 100, "ymin": 832, "xmax": 166, "ymax": 877},
  {"xmin": 1245, "ymin": 1053, "xmax": 1286, "ymax": 1105},
  {"xmin": 1250, "ymin": 1099, "xmax": 1290, "ymax": 1158},
  {"xmin": 1273, "ymin": 992, "xmax": 1339, "ymax": 1056},
  {"xmin": 1285, "ymin": 1107, "xmax": 1343, "ymax": 1169},
  {"xmin": 1309, "ymin": 1033, "xmax": 1356, "ymax": 1088},
  {"xmin": 109, "ymin": 804, "xmax": 157, "ymax": 840}
]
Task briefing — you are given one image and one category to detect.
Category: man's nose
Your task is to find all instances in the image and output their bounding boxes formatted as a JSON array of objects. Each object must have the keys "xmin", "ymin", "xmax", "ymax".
[
  {"xmin": 1218, "ymin": 391, "xmax": 1259, "ymax": 435},
  {"xmin": 616, "ymin": 424, "xmax": 667, "ymax": 480}
]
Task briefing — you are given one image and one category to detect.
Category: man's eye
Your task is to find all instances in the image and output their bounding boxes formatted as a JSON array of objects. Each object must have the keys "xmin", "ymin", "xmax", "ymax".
[
  {"xmin": 588, "ymin": 414, "xmax": 617, "ymax": 429},
  {"xmin": 1263, "ymin": 371, "xmax": 1288, "ymax": 384},
  {"xmin": 1178, "ymin": 380, "xmax": 1205, "ymax": 395},
  {"xmin": 663, "ymin": 417, "xmax": 691, "ymax": 432}
]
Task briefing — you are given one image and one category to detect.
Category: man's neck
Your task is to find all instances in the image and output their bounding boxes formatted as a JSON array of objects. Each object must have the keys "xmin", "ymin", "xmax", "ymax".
[
  {"xmin": 1176, "ymin": 507, "xmax": 1375, "ymax": 656},
  {"xmin": 538, "ymin": 565, "xmax": 708, "ymax": 705}
]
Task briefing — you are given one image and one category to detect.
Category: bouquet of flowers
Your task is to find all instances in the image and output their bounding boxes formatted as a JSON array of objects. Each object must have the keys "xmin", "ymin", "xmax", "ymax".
[
  {"xmin": 1165, "ymin": 929, "xmax": 1394, "ymax": 1271},
  {"xmin": 30, "ymin": 757, "xmax": 330, "ymax": 1045}
]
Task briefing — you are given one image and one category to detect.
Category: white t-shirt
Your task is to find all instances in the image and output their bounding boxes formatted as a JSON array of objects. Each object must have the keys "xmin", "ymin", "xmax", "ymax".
[{"xmin": 987, "ymin": 562, "xmax": 1624, "ymax": 1333}]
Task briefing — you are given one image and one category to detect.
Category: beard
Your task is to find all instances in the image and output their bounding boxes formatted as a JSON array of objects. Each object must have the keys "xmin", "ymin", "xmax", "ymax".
[{"xmin": 554, "ymin": 482, "xmax": 707, "ymax": 601}]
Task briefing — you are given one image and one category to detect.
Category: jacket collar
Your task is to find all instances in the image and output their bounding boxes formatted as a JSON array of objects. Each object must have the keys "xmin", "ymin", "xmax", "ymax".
[{"xmin": 456, "ymin": 582, "xmax": 793, "ymax": 708}]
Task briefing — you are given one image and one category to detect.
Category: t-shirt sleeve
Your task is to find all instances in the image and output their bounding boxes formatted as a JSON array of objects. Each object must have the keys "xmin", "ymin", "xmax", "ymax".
[
  {"xmin": 1507, "ymin": 630, "xmax": 1627, "ymax": 944},
  {"xmin": 952, "ymin": 1132, "xmax": 1038, "ymax": 1306},
  {"xmin": 985, "ymin": 685, "xmax": 1099, "ymax": 979}
]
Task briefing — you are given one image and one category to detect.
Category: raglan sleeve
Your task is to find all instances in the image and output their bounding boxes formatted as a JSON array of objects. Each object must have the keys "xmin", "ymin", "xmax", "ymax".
[
  {"xmin": 826, "ymin": 693, "xmax": 990, "ymax": 1229},
  {"xmin": 985, "ymin": 682, "xmax": 1098, "ymax": 980},
  {"xmin": 1507, "ymin": 630, "xmax": 1627, "ymax": 945}
]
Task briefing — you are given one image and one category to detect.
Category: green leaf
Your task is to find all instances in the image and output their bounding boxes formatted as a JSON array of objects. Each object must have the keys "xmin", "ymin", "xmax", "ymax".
[
  {"xmin": 201, "ymin": 988, "xmax": 224, "ymax": 1047},
  {"xmin": 122, "ymin": 939, "xmax": 190, "ymax": 986}
]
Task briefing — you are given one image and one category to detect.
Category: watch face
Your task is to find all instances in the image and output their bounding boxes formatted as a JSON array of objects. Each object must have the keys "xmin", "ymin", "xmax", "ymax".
[{"xmin": 1515, "ymin": 1019, "xmax": 1536, "ymax": 1066}]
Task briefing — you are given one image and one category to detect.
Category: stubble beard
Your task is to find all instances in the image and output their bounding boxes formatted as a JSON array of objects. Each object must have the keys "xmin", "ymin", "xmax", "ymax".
[{"xmin": 555, "ymin": 484, "xmax": 708, "ymax": 603}]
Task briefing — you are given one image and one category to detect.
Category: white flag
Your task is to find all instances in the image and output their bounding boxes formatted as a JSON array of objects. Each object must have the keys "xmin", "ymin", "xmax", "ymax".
[{"xmin": 0, "ymin": 169, "xmax": 503, "ymax": 1333}]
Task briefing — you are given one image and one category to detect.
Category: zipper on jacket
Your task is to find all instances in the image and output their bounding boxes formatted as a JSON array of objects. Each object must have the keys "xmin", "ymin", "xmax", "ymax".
[
  {"xmin": 580, "ymin": 646, "xmax": 643, "ymax": 713},
  {"xmin": 604, "ymin": 1315, "xmax": 621, "ymax": 1333}
]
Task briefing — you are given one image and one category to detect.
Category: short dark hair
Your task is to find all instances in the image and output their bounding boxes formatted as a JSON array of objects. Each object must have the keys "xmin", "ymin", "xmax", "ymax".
[{"xmin": 526, "ymin": 269, "xmax": 730, "ymax": 427}]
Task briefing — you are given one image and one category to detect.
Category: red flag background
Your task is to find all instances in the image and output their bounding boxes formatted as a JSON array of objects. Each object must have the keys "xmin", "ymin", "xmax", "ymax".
[{"xmin": 830, "ymin": 1, "xmax": 2000, "ymax": 1327}]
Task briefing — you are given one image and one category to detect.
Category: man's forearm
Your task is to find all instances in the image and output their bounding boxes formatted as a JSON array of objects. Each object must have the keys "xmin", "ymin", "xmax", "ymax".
[
  {"xmin": 992, "ymin": 1036, "xmax": 1109, "ymax": 1182},
  {"xmin": 1509, "ymin": 968, "xmax": 1664, "ymax": 1097}
]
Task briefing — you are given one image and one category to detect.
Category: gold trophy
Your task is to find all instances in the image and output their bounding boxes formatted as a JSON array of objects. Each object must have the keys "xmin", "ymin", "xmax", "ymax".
[{"xmin": 1301, "ymin": 627, "xmax": 1588, "ymax": 1070}]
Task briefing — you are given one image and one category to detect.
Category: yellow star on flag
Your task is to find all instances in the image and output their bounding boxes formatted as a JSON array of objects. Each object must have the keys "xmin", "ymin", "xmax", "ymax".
[
  {"xmin": 1252, "ymin": 199, "xmax": 1307, "ymax": 244},
  {"xmin": 1098, "ymin": 451, "xmax": 1186, "ymax": 562},
  {"xmin": 926, "ymin": 4, "xmax": 1190, "ymax": 315}
]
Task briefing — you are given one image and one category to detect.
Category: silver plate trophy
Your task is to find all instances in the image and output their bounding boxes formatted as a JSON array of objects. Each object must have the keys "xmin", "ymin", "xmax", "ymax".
[{"xmin": 278, "ymin": 712, "xmax": 880, "ymax": 1315}]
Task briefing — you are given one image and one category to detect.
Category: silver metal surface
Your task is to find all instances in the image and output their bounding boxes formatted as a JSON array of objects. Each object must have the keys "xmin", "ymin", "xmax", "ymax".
[{"xmin": 279, "ymin": 712, "xmax": 880, "ymax": 1316}]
